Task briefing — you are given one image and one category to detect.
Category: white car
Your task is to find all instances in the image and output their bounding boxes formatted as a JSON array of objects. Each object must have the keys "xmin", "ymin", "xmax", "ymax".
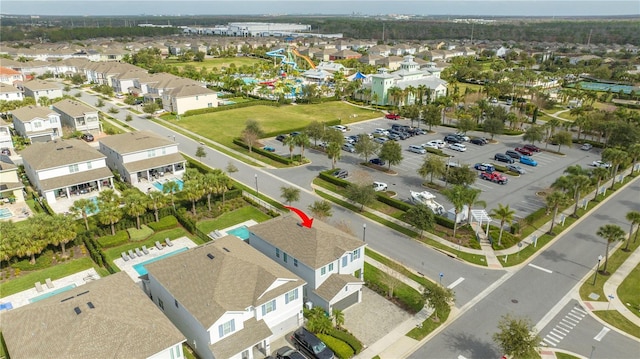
[
  {"xmin": 448, "ymin": 143, "xmax": 467, "ymax": 152},
  {"xmin": 342, "ymin": 143, "xmax": 356, "ymax": 153},
  {"xmin": 373, "ymin": 128, "xmax": 389, "ymax": 136},
  {"xmin": 332, "ymin": 125, "xmax": 347, "ymax": 132},
  {"xmin": 426, "ymin": 139, "xmax": 446, "ymax": 149},
  {"xmin": 421, "ymin": 142, "xmax": 439, "ymax": 150},
  {"xmin": 408, "ymin": 145, "xmax": 427, "ymax": 154},
  {"xmin": 592, "ymin": 160, "xmax": 612, "ymax": 168},
  {"xmin": 372, "ymin": 181, "xmax": 388, "ymax": 192},
  {"xmin": 455, "ymin": 132, "xmax": 470, "ymax": 142},
  {"xmin": 344, "ymin": 136, "xmax": 355, "ymax": 144}
]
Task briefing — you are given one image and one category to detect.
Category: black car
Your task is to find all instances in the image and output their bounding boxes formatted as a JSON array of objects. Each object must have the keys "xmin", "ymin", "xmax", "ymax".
[
  {"xmin": 444, "ymin": 135, "xmax": 462, "ymax": 144},
  {"xmin": 275, "ymin": 346, "xmax": 306, "ymax": 359},
  {"xmin": 332, "ymin": 169, "xmax": 348, "ymax": 179},
  {"xmin": 292, "ymin": 328, "xmax": 335, "ymax": 359},
  {"xmin": 505, "ymin": 150, "xmax": 522, "ymax": 160},
  {"xmin": 290, "ymin": 131, "xmax": 301, "ymax": 137},
  {"xmin": 470, "ymin": 137, "xmax": 487, "ymax": 145},
  {"xmin": 276, "ymin": 134, "xmax": 288, "ymax": 142},
  {"xmin": 369, "ymin": 158, "xmax": 386, "ymax": 166},
  {"xmin": 494, "ymin": 153, "xmax": 515, "ymax": 164},
  {"xmin": 81, "ymin": 133, "xmax": 94, "ymax": 142},
  {"xmin": 0, "ymin": 147, "xmax": 11, "ymax": 156},
  {"xmin": 389, "ymin": 130, "xmax": 408, "ymax": 140}
]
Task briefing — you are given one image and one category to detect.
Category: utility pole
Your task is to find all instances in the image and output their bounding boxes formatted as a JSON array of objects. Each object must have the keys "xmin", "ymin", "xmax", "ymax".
[{"xmin": 587, "ymin": 29, "xmax": 593, "ymax": 46}]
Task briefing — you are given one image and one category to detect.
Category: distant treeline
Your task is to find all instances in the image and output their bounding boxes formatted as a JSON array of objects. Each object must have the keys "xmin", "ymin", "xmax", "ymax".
[{"xmin": 1, "ymin": 15, "xmax": 639, "ymax": 46}]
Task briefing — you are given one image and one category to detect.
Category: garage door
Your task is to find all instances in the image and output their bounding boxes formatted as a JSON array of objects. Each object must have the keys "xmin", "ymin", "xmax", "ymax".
[
  {"xmin": 31, "ymin": 135, "xmax": 50, "ymax": 143},
  {"xmin": 332, "ymin": 291, "xmax": 359, "ymax": 311}
]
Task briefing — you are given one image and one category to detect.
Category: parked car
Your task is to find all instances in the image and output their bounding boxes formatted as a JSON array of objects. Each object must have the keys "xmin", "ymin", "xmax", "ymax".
[
  {"xmin": 514, "ymin": 147, "xmax": 533, "ymax": 156},
  {"xmin": 581, "ymin": 143, "xmax": 593, "ymax": 151},
  {"xmin": 523, "ymin": 144, "xmax": 541, "ymax": 152},
  {"xmin": 494, "ymin": 153, "xmax": 515, "ymax": 164},
  {"xmin": 448, "ymin": 143, "xmax": 467, "ymax": 152},
  {"xmin": 421, "ymin": 142, "xmax": 439, "ymax": 150},
  {"xmin": 373, "ymin": 181, "xmax": 388, "ymax": 192},
  {"xmin": 1, "ymin": 147, "xmax": 11, "ymax": 156},
  {"xmin": 331, "ymin": 125, "xmax": 347, "ymax": 132},
  {"xmin": 344, "ymin": 136, "xmax": 356, "ymax": 144},
  {"xmin": 444, "ymin": 135, "xmax": 462, "ymax": 144},
  {"xmin": 520, "ymin": 155, "xmax": 538, "ymax": 166},
  {"xmin": 332, "ymin": 169, "xmax": 348, "ymax": 179},
  {"xmin": 275, "ymin": 346, "xmax": 306, "ymax": 359},
  {"xmin": 342, "ymin": 143, "xmax": 356, "ymax": 153},
  {"xmin": 505, "ymin": 150, "xmax": 521, "ymax": 160},
  {"xmin": 470, "ymin": 138, "xmax": 487, "ymax": 145},
  {"xmin": 369, "ymin": 158, "xmax": 386, "ymax": 166},
  {"xmin": 292, "ymin": 328, "xmax": 335, "ymax": 359},
  {"xmin": 592, "ymin": 160, "xmax": 612, "ymax": 168},
  {"xmin": 490, "ymin": 97, "xmax": 498, "ymax": 103},
  {"xmin": 385, "ymin": 113, "xmax": 401, "ymax": 120},
  {"xmin": 480, "ymin": 171, "xmax": 508, "ymax": 184},
  {"xmin": 474, "ymin": 163, "xmax": 495, "ymax": 172},
  {"xmin": 408, "ymin": 145, "xmax": 427, "ymax": 154},
  {"xmin": 391, "ymin": 124, "xmax": 411, "ymax": 133},
  {"xmin": 389, "ymin": 130, "xmax": 409, "ymax": 140},
  {"xmin": 373, "ymin": 128, "xmax": 389, "ymax": 136},
  {"xmin": 289, "ymin": 131, "xmax": 301, "ymax": 137},
  {"xmin": 506, "ymin": 164, "xmax": 526, "ymax": 174},
  {"xmin": 373, "ymin": 137, "xmax": 389, "ymax": 144},
  {"xmin": 263, "ymin": 146, "xmax": 275, "ymax": 152},
  {"xmin": 81, "ymin": 133, "xmax": 94, "ymax": 142},
  {"xmin": 387, "ymin": 133, "xmax": 401, "ymax": 141},
  {"xmin": 455, "ymin": 132, "xmax": 470, "ymax": 141},
  {"xmin": 276, "ymin": 134, "xmax": 288, "ymax": 142},
  {"xmin": 427, "ymin": 139, "xmax": 446, "ymax": 149},
  {"xmin": 411, "ymin": 128, "xmax": 428, "ymax": 135}
]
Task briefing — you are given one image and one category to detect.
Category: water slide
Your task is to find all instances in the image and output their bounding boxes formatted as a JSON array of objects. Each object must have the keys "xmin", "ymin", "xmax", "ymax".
[
  {"xmin": 291, "ymin": 48, "xmax": 316, "ymax": 69},
  {"xmin": 266, "ymin": 48, "xmax": 298, "ymax": 69}
]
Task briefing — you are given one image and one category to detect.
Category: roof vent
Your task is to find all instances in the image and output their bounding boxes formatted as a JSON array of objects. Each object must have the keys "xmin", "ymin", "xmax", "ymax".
[
  {"xmin": 87, "ymin": 302, "xmax": 95, "ymax": 309},
  {"xmin": 223, "ymin": 247, "xmax": 230, "ymax": 252},
  {"xmin": 76, "ymin": 290, "xmax": 89, "ymax": 297},
  {"xmin": 73, "ymin": 307, "xmax": 82, "ymax": 315},
  {"xmin": 206, "ymin": 253, "xmax": 215, "ymax": 260},
  {"xmin": 61, "ymin": 296, "xmax": 75, "ymax": 302},
  {"xmin": 66, "ymin": 146, "xmax": 73, "ymax": 149}
]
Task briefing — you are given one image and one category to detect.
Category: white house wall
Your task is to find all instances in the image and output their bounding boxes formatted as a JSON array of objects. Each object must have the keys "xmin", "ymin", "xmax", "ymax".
[
  {"xmin": 146, "ymin": 343, "xmax": 185, "ymax": 359},
  {"xmin": 24, "ymin": 88, "xmax": 63, "ymax": 103},
  {"xmin": 169, "ymin": 93, "xmax": 218, "ymax": 115},
  {"xmin": 1, "ymin": 91, "xmax": 23, "ymax": 101},
  {"xmin": 36, "ymin": 158, "xmax": 107, "ymax": 181}
]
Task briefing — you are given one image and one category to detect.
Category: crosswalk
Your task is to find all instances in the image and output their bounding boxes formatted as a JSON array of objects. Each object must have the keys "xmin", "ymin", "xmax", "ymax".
[{"xmin": 541, "ymin": 305, "xmax": 588, "ymax": 347}]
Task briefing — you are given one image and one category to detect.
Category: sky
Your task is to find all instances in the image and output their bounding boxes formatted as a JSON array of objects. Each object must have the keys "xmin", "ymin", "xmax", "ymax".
[{"xmin": 1, "ymin": 1, "xmax": 639, "ymax": 17}]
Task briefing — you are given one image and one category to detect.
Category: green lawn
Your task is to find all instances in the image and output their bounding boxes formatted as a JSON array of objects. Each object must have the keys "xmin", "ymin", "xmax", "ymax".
[
  {"xmin": 196, "ymin": 206, "xmax": 271, "ymax": 234},
  {"xmin": 103, "ymin": 227, "xmax": 194, "ymax": 267},
  {"xmin": 0, "ymin": 257, "xmax": 104, "ymax": 298},
  {"xmin": 168, "ymin": 102, "xmax": 380, "ymax": 146},
  {"xmin": 555, "ymin": 353, "xmax": 581, "ymax": 359},
  {"xmin": 165, "ymin": 57, "xmax": 266, "ymax": 70},
  {"xmin": 618, "ymin": 262, "xmax": 640, "ymax": 319},
  {"xmin": 593, "ymin": 310, "xmax": 640, "ymax": 339}
]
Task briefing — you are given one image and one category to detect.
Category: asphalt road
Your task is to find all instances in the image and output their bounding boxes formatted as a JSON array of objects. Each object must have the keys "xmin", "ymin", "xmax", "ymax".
[{"xmin": 408, "ymin": 180, "xmax": 640, "ymax": 359}]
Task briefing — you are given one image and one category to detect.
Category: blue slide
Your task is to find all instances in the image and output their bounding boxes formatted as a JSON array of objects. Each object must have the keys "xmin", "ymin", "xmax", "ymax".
[{"xmin": 266, "ymin": 48, "xmax": 297, "ymax": 69}]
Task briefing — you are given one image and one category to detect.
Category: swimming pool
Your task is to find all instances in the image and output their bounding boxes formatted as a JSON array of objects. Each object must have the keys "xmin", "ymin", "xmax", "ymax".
[
  {"xmin": 220, "ymin": 100, "xmax": 237, "ymax": 105},
  {"xmin": 227, "ymin": 225, "xmax": 249, "ymax": 240},
  {"xmin": 152, "ymin": 179, "xmax": 184, "ymax": 192},
  {"xmin": 133, "ymin": 247, "xmax": 189, "ymax": 276},
  {"xmin": 570, "ymin": 81, "xmax": 639, "ymax": 94},
  {"xmin": 85, "ymin": 196, "xmax": 99, "ymax": 215},
  {"xmin": 29, "ymin": 283, "xmax": 77, "ymax": 303},
  {"xmin": 241, "ymin": 77, "xmax": 257, "ymax": 84},
  {"xmin": 0, "ymin": 208, "xmax": 12, "ymax": 219}
]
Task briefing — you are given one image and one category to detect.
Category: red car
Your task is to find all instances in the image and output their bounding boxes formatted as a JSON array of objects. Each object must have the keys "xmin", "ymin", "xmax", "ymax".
[
  {"xmin": 523, "ymin": 144, "xmax": 541, "ymax": 153},
  {"xmin": 514, "ymin": 147, "xmax": 533, "ymax": 156},
  {"xmin": 385, "ymin": 113, "xmax": 401, "ymax": 120},
  {"xmin": 480, "ymin": 172, "xmax": 508, "ymax": 185}
]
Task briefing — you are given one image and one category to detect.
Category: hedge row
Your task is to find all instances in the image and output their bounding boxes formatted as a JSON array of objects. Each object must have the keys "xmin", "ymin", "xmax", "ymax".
[
  {"xmin": 376, "ymin": 193, "xmax": 411, "ymax": 211},
  {"xmin": 318, "ymin": 169, "xmax": 350, "ymax": 188},
  {"xmin": 327, "ymin": 328, "xmax": 363, "ymax": 354},
  {"xmin": 425, "ymin": 147, "xmax": 447, "ymax": 156},
  {"xmin": 127, "ymin": 225, "xmax": 154, "ymax": 242},
  {"xmin": 97, "ymin": 230, "xmax": 130, "ymax": 248},
  {"xmin": 316, "ymin": 333, "xmax": 354, "ymax": 359},
  {"xmin": 233, "ymin": 138, "xmax": 292, "ymax": 165},
  {"xmin": 182, "ymin": 99, "xmax": 276, "ymax": 117},
  {"xmin": 148, "ymin": 215, "xmax": 179, "ymax": 231},
  {"xmin": 262, "ymin": 119, "xmax": 341, "ymax": 139}
]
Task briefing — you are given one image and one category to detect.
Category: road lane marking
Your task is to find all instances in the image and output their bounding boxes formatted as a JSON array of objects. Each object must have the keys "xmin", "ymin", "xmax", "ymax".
[
  {"xmin": 573, "ymin": 307, "xmax": 588, "ymax": 315},
  {"xmin": 548, "ymin": 331, "xmax": 564, "ymax": 340},
  {"xmin": 565, "ymin": 316, "xmax": 579, "ymax": 324},
  {"xmin": 561, "ymin": 318, "xmax": 576, "ymax": 327},
  {"xmin": 457, "ymin": 356, "xmax": 468, "ymax": 359},
  {"xmin": 448, "ymin": 277, "xmax": 465, "ymax": 289},
  {"xmin": 594, "ymin": 327, "xmax": 610, "ymax": 341},
  {"xmin": 567, "ymin": 312, "xmax": 583, "ymax": 320},
  {"xmin": 543, "ymin": 338, "xmax": 558, "ymax": 346},
  {"xmin": 528, "ymin": 263, "xmax": 553, "ymax": 273}
]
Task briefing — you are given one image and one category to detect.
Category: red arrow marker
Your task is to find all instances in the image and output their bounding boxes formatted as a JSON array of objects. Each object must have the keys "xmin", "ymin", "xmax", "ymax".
[{"xmin": 284, "ymin": 205, "xmax": 314, "ymax": 228}]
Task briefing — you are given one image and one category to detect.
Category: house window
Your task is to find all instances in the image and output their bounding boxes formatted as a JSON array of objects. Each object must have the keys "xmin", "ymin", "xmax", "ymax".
[
  {"xmin": 283, "ymin": 252, "xmax": 288, "ymax": 263},
  {"xmin": 328, "ymin": 263, "xmax": 334, "ymax": 272},
  {"xmin": 218, "ymin": 319, "xmax": 235, "ymax": 338},
  {"xmin": 162, "ymin": 147, "xmax": 166, "ymax": 155},
  {"xmin": 147, "ymin": 149, "xmax": 156, "ymax": 158},
  {"xmin": 86, "ymin": 162, "xmax": 92, "ymax": 169},
  {"xmin": 321, "ymin": 266, "xmax": 326, "ymax": 276},
  {"xmin": 352, "ymin": 248, "xmax": 361, "ymax": 260},
  {"xmin": 285, "ymin": 288, "xmax": 299, "ymax": 304},
  {"xmin": 261, "ymin": 299, "xmax": 276, "ymax": 316},
  {"xmin": 294, "ymin": 258, "xmax": 298, "ymax": 267},
  {"xmin": 195, "ymin": 96, "xmax": 199, "ymax": 100},
  {"xmin": 342, "ymin": 256, "xmax": 348, "ymax": 267},
  {"xmin": 33, "ymin": 121, "xmax": 42, "ymax": 129},
  {"xmin": 208, "ymin": 103, "xmax": 213, "ymax": 107},
  {"xmin": 276, "ymin": 248, "xmax": 280, "ymax": 258},
  {"xmin": 69, "ymin": 164, "xmax": 79, "ymax": 173},
  {"xmin": 158, "ymin": 298, "xmax": 164, "ymax": 310}
]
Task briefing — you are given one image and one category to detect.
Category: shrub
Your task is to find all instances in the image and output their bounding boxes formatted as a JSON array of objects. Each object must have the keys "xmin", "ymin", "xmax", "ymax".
[
  {"xmin": 316, "ymin": 334, "xmax": 354, "ymax": 359},
  {"xmin": 148, "ymin": 215, "xmax": 179, "ymax": 231},
  {"xmin": 128, "ymin": 225, "xmax": 154, "ymax": 242},
  {"xmin": 328, "ymin": 328, "xmax": 363, "ymax": 354},
  {"xmin": 97, "ymin": 230, "xmax": 130, "ymax": 248},
  {"xmin": 318, "ymin": 169, "xmax": 350, "ymax": 188},
  {"xmin": 425, "ymin": 147, "xmax": 447, "ymax": 157},
  {"xmin": 376, "ymin": 193, "xmax": 412, "ymax": 211},
  {"xmin": 434, "ymin": 215, "xmax": 455, "ymax": 229},
  {"xmin": 11, "ymin": 251, "xmax": 53, "ymax": 271},
  {"xmin": 233, "ymin": 138, "xmax": 292, "ymax": 165}
]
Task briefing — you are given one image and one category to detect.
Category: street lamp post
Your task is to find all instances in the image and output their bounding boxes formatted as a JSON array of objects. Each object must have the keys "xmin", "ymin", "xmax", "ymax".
[
  {"xmin": 592, "ymin": 255, "xmax": 603, "ymax": 285},
  {"xmin": 362, "ymin": 223, "xmax": 367, "ymax": 242},
  {"xmin": 439, "ymin": 272, "xmax": 444, "ymax": 286},
  {"xmin": 254, "ymin": 174, "xmax": 259, "ymax": 196}
]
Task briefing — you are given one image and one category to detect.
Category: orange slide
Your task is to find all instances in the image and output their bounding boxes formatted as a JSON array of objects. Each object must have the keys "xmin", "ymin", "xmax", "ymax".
[{"xmin": 291, "ymin": 49, "xmax": 316, "ymax": 69}]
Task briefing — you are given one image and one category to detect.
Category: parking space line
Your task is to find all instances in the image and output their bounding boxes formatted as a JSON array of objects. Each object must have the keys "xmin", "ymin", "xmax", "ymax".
[{"xmin": 594, "ymin": 327, "xmax": 610, "ymax": 341}]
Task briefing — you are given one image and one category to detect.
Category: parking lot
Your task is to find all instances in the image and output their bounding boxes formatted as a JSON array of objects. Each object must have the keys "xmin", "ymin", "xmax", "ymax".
[{"xmin": 263, "ymin": 116, "xmax": 605, "ymax": 219}]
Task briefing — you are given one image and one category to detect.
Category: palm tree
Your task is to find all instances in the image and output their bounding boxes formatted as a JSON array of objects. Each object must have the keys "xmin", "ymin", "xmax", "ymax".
[
  {"xmin": 441, "ymin": 185, "xmax": 466, "ymax": 238},
  {"xmin": 49, "ymin": 214, "xmax": 77, "ymax": 257},
  {"xmin": 545, "ymin": 191, "xmax": 569, "ymax": 234},
  {"xmin": 163, "ymin": 180, "xmax": 180, "ymax": 210},
  {"xmin": 202, "ymin": 172, "xmax": 219, "ymax": 212},
  {"xmin": 283, "ymin": 135, "xmax": 296, "ymax": 160},
  {"xmin": 627, "ymin": 143, "xmax": 640, "ymax": 174},
  {"xmin": 490, "ymin": 204, "xmax": 516, "ymax": 247},
  {"xmin": 17, "ymin": 214, "xmax": 50, "ymax": 264},
  {"xmin": 591, "ymin": 167, "xmax": 610, "ymax": 199},
  {"xmin": 417, "ymin": 155, "xmax": 446, "ymax": 184},
  {"xmin": 602, "ymin": 148, "xmax": 627, "ymax": 190},
  {"xmin": 596, "ymin": 224, "xmax": 626, "ymax": 274},
  {"xmin": 332, "ymin": 309, "xmax": 345, "ymax": 329},
  {"xmin": 147, "ymin": 191, "xmax": 168, "ymax": 222},
  {"xmin": 625, "ymin": 211, "xmax": 640, "ymax": 251},
  {"xmin": 280, "ymin": 186, "xmax": 301, "ymax": 205},
  {"xmin": 183, "ymin": 177, "xmax": 204, "ymax": 216},
  {"xmin": 69, "ymin": 198, "xmax": 97, "ymax": 230},
  {"xmin": 553, "ymin": 174, "xmax": 591, "ymax": 217},
  {"xmin": 294, "ymin": 133, "xmax": 311, "ymax": 160},
  {"xmin": 97, "ymin": 189, "xmax": 122, "ymax": 236},
  {"xmin": 123, "ymin": 189, "xmax": 149, "ymax": 229},
  {"xmin": 308, "ymin": 200, "xmax": 333, "ymax": 220}
]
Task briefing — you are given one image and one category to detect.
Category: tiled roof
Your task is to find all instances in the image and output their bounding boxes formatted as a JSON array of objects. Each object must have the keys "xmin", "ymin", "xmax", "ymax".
[{"xmin": 1, "ymin": 272, "xmax": 185, "ymax": 359}]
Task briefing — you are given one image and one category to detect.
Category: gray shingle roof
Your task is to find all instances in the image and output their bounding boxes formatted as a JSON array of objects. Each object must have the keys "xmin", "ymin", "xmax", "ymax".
[
  {"xmin": 99, "ymin": 130, "xmax": 175, "ymax": 155},
  {"xmin": 314, "ymin": 274, "xmax": 363, "ymax": 302},
  {"xmin": 209, "ymin": 317, "xmax": 272, "ymax": 359},
  {"xmin": 249, "ymin": 215, "xmax": 365, "ymax": 268},
  {"xmin": 20, "ymin": 139, "xmax": 106, "ymax": 171},
  {"xmin": 146, "ymin": 235, "xmax": 304, "ymax": 328},
  {"xmin": 1, "ymin": 272, "xmax": 185, "ymax": 359},
  {"xmin": 52, "ymin": 99, "xmax": 97, "ymax": 118},
  {"xmin": 10, "ymin": 105, "xmax": 57, "ymax": 123},
  {"xmin": 22, "ymin": 80, "xmax": 61, "ymax": 91}
]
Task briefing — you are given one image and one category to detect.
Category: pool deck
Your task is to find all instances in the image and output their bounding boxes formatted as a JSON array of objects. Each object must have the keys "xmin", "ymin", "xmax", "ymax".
[
  {"xmin": 115, "ymin": 237, "xmax": 198, "ymax": 283},
  {"xmin": 0, "ymin": 268, "xmax": 100, "ymax": 311},
  {"xmin": 207, "ymin": 219, "xmax": 258, "ymax": 240}
]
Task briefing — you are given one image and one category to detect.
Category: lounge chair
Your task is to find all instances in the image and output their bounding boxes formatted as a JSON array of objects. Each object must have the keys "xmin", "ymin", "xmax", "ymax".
[
  {"xmin": 142, "ymin": 245, "xmax": 149, "ymax": 255},
  {"xmin": 214, "ymin": 230, "xmax": 223, "ymax": 238},
  {"xmin": 135, "ymin": 248, "xmax": 143, "ymax": 257},
  {"xmin": 35, "ymin": 282, "xmax": 44, "ymax": 293},
  {"xmin": 45, "ymin": 278, "xmax": 54, "ymax": 289},
  {"xmin": 155, "ymin": 241, "xmax": 163, "ymax": 250},
  {"xmin": 128, "ymin": 249, "xmax": 136, "ymax": 258},
  {"xmin": 121, "ymin": 252, "xmax": 130, "ymax": 261},
  {"xmin": 165, "ymin": 238, "xmax": 173, "ymax": 247}
]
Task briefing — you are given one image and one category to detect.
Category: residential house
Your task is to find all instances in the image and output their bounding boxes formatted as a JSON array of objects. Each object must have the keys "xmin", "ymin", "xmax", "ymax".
[
  {"xmin": 162, "ymin": 83, "xmax": 218, "ymax": 115},
  {"xmin": 495, "ymin": 46, "xmax": 509, "ymax": 58},
  {"xmin": 0, "ymin": 124, "xmax": 13, "ymax": 149},
  {"xmin": 367, "ymin": 45, "xmax": 391, "ymax": 57},
  {"xmin": 315, "ymin": 61, "xmax": 346, "ymax": 74},
  {"xmin": 358, "ymin": 54, "xmax": 384, "ymax": 66},
  {"xmin": 20, "ymin": 139, "xmax": 113, "ymax": 204},
  {"xmin": 0, "ymin": 67, "xmax": 23, "ymax": 85},
  {"xmin": 110, "ymin": 68, "xmax": 148, "ymax": 94},
  {"xmin": 11, "ymin": 105, "xmax": 63, "ymax": 143},
  {"xmin": 248, "ymin": 215, "xmax": 366, "ymax": 312},
  {"xmin": 329, "ymin": 49, "xmax": 362, "ymax": 61},
  {"xmin": 22, "ymin": 80, "xmax": 63, "ymax": 103},
  {"xmin": 375, "ymin": 56, "xmax": 404, "ymax": 71},
  {"xmin": 1, "ymin": 272, "xmax": 186, "ymax": 359},
  {"xmin": 143, "ymin": 235, "xmax": 306, "ymax": 359},
  {"xmin": 0, "ymin": 83, "xmax": 24, "ymax": 102},
  {"xmin": 0, "ymin": 159, "xmax": 25, "ymax": 206},
  {"xmin": 52, "ymin": 99, "xmax": 100, "ymax": 133},
  {"xmin": 98, "ymin": 130, "xmax": 186, "ymax": 185}
]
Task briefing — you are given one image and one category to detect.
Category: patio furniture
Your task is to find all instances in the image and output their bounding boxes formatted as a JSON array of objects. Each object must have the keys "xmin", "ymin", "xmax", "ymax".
[
  {"xmin": 215, "ymin": 230, "xmax": 223, "ymax": 238},
  {"xmin": 142, "ymin": 245, "xmax": 149, "ymax": 255},
  {"xmin": 121, "ymin": 252, "xmax": 130, "ymax": 261},
  {"xmin": 165, "ymin": 238, "xmax": 173, "ymax": 247},
  {"xmin": 155, "ymin": 241, "xmax": 163, "ymax": 250},
  {"xmin": 135, "ymin": 248, "xmax": 143, "ymax": 257},
  {"xmin": 128, "ymin": 249, "xmax": 136, "ymax": 258},
  {"xmin": 45, "ymin": 278, "xmax": 54, "ymax": 289},
  {"xmin": 35, "ymin": 282, "xmax": 44, "ymax": 293}
]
